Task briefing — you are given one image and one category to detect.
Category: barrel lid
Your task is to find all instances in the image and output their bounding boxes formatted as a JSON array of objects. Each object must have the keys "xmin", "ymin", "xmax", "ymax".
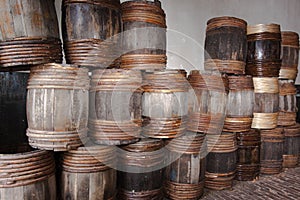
[{"xmin": 247, "ymin": 23, "xmax": 281, "ymax": 35}]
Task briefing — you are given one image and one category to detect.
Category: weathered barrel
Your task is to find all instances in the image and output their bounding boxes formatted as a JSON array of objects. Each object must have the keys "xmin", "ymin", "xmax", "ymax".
[
  {"xmin": 164, "ymin": 133, "xmax": 206, "ymax": 200},
  {"xmin": 0, "ymin": 144, "xmax": 56, "ymax": 199},
  {"xmin": 62, "ymin": 0, "xmax": 122, "ymax": 69},
  {"xmin": 278, "ymin": 80, "xmax": 297, "ymax": 126},
  {"xmin": 120, "ymin": 0, "xmax": 167, "ymax": 70},
  {"xmin": 282, "ymin": 124, "xmax": 300, "ymax": 168},
  {"xmin": 260, "ymin": 128, "xmax": 284, "ymax": 175},
  {"xmin": 26, "ymin": 63, "xmax": 90, "ymax": 151},
  {"xmin": 0, "ymin": 72, "xmax": 28, "ymax": 146},
  {"xmin": 89, "ymin": 69, "xmax": 142, "ymax": 145},
  {"xmin": 117, "ymin": 139, "xmax": 164, "ymax": 199},
  {"xmin": 59, "ymin": 144, "xmax": 117, "ymax": 200},
  {"xmin": 0, "ymin": 0, "xmax": 62, "ymax": 68},
  {"xmin": 251, "ymin": 77, "xmax": 279, "ymax": 129},
  {"xmin": 246, "ymin": 24, "xmax": 281, "ymax": 77},
  {"xmin": 142, "ymin": 70, "xmax": 188, "ymax": 138},
  {"xmin": 204, "ymin": 16, "xmax": 247, "ymax": 74},
  {"xmin": 236, "ymin": 129, "xmax": 260, "ymax": 181},
  {"xmin": 205, "ymin": 133, "xmax": 237, "ymax": 190},
  {"xmin": 224, "ymin": 75, "xmax": 254, "ymax": 132},
  {"xmin": 279, "ymin": 31, "xmax": 299, "ymax": 80},
  {"xmin": 187, "ymin": 70, "xmax": 228, "ymax": 135}
]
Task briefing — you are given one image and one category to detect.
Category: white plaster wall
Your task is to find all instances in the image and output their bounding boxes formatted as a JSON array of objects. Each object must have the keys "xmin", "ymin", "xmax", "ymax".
[{"xmin": 55, "ymin": 0, "xmax": 300, "ymax": 83}]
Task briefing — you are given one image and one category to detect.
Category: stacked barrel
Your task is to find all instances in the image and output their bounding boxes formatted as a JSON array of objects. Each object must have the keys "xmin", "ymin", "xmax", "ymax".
[
  {"xmin": 246, "ymin": 23, "xmax": 283, "ymax": 175},
  {"xmin": 279, "ymin": 32, "xmax": 300, "ymax": 168}
]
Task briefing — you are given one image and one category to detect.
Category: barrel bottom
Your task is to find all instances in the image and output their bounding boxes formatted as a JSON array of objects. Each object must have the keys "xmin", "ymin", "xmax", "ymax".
[
  {"xmin": 223, "ymin": 117, "xmax": 252, "ymax": 132},
  {"xmin": 164, "ymin": 181, "xmax": 204, "ymax": 200},
  {"xmin": 204, "ymin": 59, "xmax": 245, "ymax": 75},
  {"xmin": 117, "ymin": 188, "xmax": 163, "ymax": 200},
  {"xmin": 0, "ymin": 174, "xmax": 56, "ymax": 200},
  {"xmin": 236, "ymin": 164, "xmax": 260, "ymax": 181},
  {"xmin": 283, "ymin": 155, "xmax": 299, "ymax": 168},
  {"xmin": 260, "ymin": 160, "xmax": 283, "ymax": 175},
  {"xmin": 278, "ymin": 112, "xmax": 296, "ymax": 126},
  {"xmin": 205, "ymin": 171, "xmax": 235, "ymax": 190}
]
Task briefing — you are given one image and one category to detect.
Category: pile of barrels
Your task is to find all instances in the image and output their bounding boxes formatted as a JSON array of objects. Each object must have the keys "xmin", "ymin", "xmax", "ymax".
[{"xmin": 0, "ymin": 1, "xmax": 300, "ymax": 200}]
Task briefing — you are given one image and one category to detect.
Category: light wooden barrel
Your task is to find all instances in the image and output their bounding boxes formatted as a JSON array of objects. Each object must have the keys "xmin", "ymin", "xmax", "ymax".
[
  {"xmin": 278, "ymin": 80, "xmax": 297, "ymax": 126},
  {"xmin": 142, "ymin": 70, "xmax": 188, "ymax": 138},
  {"xmin": 205, "ymin": 133, "xmax": 237, "ymax": 190},
  {"xmin": 279, "ymin": 31, "xmax": 299, "ymax": 80},
  {"xmin": 0, "ymin": 0, "xmax": 62, "ymax": 68},
  {"xmin": 282, "ymin": 124, "xmax": 300, "ymax": 168},
  {"xmin": 187, "ymin": 70, "xmax": 228, "ymax": 135},
  {"xmin": 260, "ymin": 128, "xmax": 284, "ymax": 175},
  {"xmin": 59, "ymin": 144, "xmax": 117, "ymax": 200},
  {"xmin": 251, "ymin": 77, "xmax": 279, "ymax": 129},
  {"xmin": 62, "ymin": 0, "xmax": 122, "ymax": 69},
  {"xmin": 89, "ymin": 69, "xmax": 142, "ymax": 145},
  {"xmin": 117, "ymin": 139, "xmax": 164, "ymax": 200},
  {"xmin": 224, "ymin": 75, "xmax": 254, "ymax": 132},
  {"xmin": 246, "ymin": 24, "xmax": 281, "ymax": 77},
  {"xmin": 120, "ymin": 0, "xmax": 167, "ymax": 70},
  {"xmin": 26, "ymin": 63, "xmax": 90, "ymax": 151},
  {"xmin": 0, "ymin": 144, "xmax": 56, "ymax": 200},
  {"xmin": 0, "ymin": 72, "xmax": 28, "ymax": 146},
  {"xmin": 164, "ymin": 133, "xmax": 206, "ymax": 200},
  {"xmin": 204, "ymin": 16, "xmax": 247, "ymax": 74},
  {"xmin": 236, "ymin": 129, "xmax": 260, "ymax": 181}
]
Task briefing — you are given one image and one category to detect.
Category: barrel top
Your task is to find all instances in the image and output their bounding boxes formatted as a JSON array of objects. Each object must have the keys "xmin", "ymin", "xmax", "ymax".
[
  {"xmin": 121, "ymin": 138, "xmax": 163, "ymax": 152},
  {"xmin": 247, "ymin": 23, "xmax": 281, "ymax": 35},
  {"xmin": 121, "ymin": 0, "xmax": 162, "ymax": 9},
  {"xmin": 31, "ymin": 63, "xmax": 87, "ymax": 73},
  {"xmin": 281, "ymin": 31, "xmax": 299, "ymax": 47},
  {"xmin": 206, "ymin": 16, "xmax": 247, "ymax": 31}
]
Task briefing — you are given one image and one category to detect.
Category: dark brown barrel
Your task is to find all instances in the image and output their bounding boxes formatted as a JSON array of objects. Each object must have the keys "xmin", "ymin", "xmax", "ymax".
[
  {"xmin": 62, "ymin": 0, "xmax": 122, "ymax": 69},
  {"xmin": 204, "ymin": 16, "xmax": 247, "ymax": 74},
  {"xmin": 205, "ymin": 133, "xmax": 237, "ymax": 190},
  {"xmin": 282, "ymin": 124, "xmax": 300, "ymax": 168},
  {"xmin": 0, "ymin": 144, "xmax": 56, "ymax": 199},
  {"xmin": 224, "ymin": 75, "xmax": 254, "ymax": 132},
  {"xmin": 260, "ymin": 128, "xmax": 284, "ymax": 175},
  {"xmin": 120, "ymin": 0, "xmax": 167, "ymax": 70},
  {"xmin": 252, "ymin": 77, "xmax": 279, "ymax": 129},
  {"xmin": 246, "ymin": 24, "xmax": 281, "ymax": 77},
  {"xmin": 89, "ymin": 69, "xmax": 142, "ymax": 145},
  {"xmin": 117, "ymin": 139, "xmax": 164, "ymax": 200},
  {"xmin": 278, "ymin": 80, "xmax": 297, "ymax": 126},
  {"xmin": 164, "ymin": 133, "xmax": 206, "ymax": 200},
  {"xmin": 279, "ymin": 31, "xmax": 299, "ymax": 80},
  {"xmin": 142, "ymin": 70, "xmax": 188, "ymax": 138},
  {"xmin": 26, "ymin": 63, "xmax": 90, "ymax": 151},
  {"xmin": 59, "ymin": 144, "xmax": 117, "ymax": 200},
  {"xmin": 0, "ymin": 0, "xmax": 62, "ymax": 69},
  {"xmin": 188, "ymin": 70, "xmax": 228, "ymax": 135},
  {"xmin": 236, "ymin": 129, "xmax": 260, "ymax": 181},
  {"xmin": 0, "ymin": 72, "xmax": 28, "ymax": 146}
]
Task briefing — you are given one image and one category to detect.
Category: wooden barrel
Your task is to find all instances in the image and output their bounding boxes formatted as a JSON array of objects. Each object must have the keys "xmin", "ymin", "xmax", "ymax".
[
  {"xmin": 224, "ymin": 75, "xmax": 254, "ymax": 132},
  {"xmin": 260, "ymin": 128, "xmax": 284, "ymax": 175},
  {"xmin": 236, "ymin": 129, "xmax": 260, "ymax": 181},
  {"xmin": 89, "ymin": 69, "xmax": 142, "ymax": 145},
  {"xmin": 246, "ymin": 24, "xmax": 281, "ymax": 77},
  {"xmin": 205, "ymin": 133, "xmax": 237, "ymax": 190},
  {"xmin": 0, "ymin": 0, "xmax": 62, "ymax": 68},
  {"xmin": 279, "ymin": 31, "xmax": 299, "ymax": 80},
  {"xmin": 26, "ymin": 63, "xmax": 90, "ymax": 151},
  {"xmin": 59, "ymin": 144, "xmax": 117, "ymax": 200},
  {"xmin": 142, "ymin": 70, "xmax": 188, "ymax": 138},
  {"xmin": 62, "ymin": 0, "xmax": 122, "ymax": 69},
  {"xmin": 251, "ymin": 77, "xmax": 279, "ymax": 129},
  {"xmin": 0, "ymin": 72, "xmax": 28, "ymax": 146},
  {"xmin": 282, "ymin": 124, "xmax": 300, "ymax": 168},
  {"xmin": 0, "ymin": 144, "xmax": 56, "ymax": 199},
  {"xmin": 117, "ymin": 139, "xmax": 164, "ymax": 199},
  {"xmin": 278, "ymin": 80, "xmax": 297, "ymax": 126},
  {"xmin": 187, "ymin": 70, "xmax": 228, "ymax": 135},
  {"xmin": 164, "ymin": 133, "xmax": 206, "ymax": 200},
  {"xmin": 204, "ymin": 16, "xmax": 247, "ymax": 74},
  {"xmin": 120, "ymin": 0, "xmax": 167, "ymax": 70}
]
